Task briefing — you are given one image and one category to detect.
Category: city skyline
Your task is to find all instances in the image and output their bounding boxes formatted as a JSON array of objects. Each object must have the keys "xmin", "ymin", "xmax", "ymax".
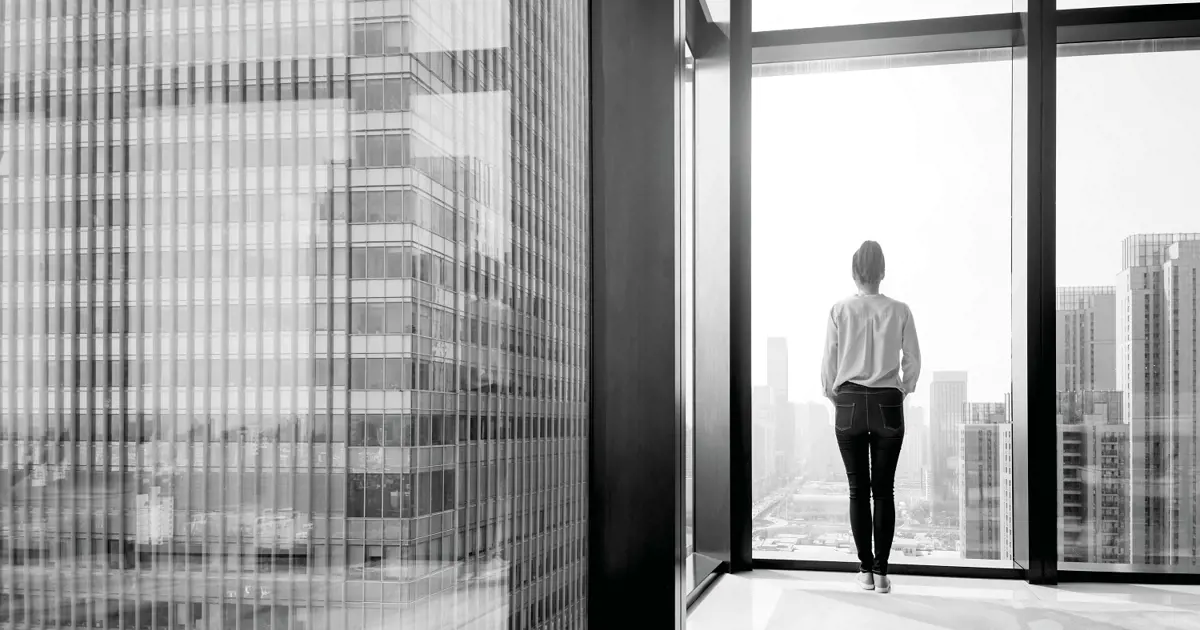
[{"xmin": 754, "ymin": 231, "xmax": 1198, "ymax": 567}]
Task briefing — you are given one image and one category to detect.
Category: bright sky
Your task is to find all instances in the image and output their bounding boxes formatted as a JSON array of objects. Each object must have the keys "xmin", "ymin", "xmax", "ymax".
[
  {"xmin": 751, "ymin": 48, "xmax": 1200, "ymax": 409},
  {"xmin": 751, "ymin": 1, "xmax": 1191, "ymax": 31}
]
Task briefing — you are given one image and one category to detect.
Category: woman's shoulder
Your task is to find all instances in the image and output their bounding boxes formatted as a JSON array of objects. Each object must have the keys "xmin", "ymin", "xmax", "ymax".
[{"xmin": 882, "ymin": 295, "xmax": 914, "ymax": 315}]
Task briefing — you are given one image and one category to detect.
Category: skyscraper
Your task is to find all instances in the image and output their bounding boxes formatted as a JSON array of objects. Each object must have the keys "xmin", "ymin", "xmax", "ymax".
[
  {"xmin": 930, "ymin": 371, "xmax": 968, "ymax": 524},
  {"xmin": 958, "ymin": 403, "xmax": 1012, "ymax": 560},
  {"xmin": 1055, "ymin": 287, "xmax": 1130, "ymax": 565},
  {"xmin": 1118, "ymin": 234, "xmax": 1200, "ymax": 567},
  {"xmin": 898, "ymin": 403, "xmax": 926, "ymax": 484},
  {"xmin": 766, "ymin": 338, "xmax": 793, "ymax": 478},
  {"xmin": 1057, "ymin": 391, "xmax": 1128, "ymax": 565},
  {"xmin": 1056, "ymin": 287, "xmax": 1117, "ymax": 392},
  {"xmin": 0, "ymin": 2, "xmax": 589, "ymax": 628}
]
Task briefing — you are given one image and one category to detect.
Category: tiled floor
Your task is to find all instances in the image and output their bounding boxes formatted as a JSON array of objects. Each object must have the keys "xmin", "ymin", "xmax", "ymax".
[{"xmin": 689, "ymin": 570, "xmax": 1200, "ymax": 629}]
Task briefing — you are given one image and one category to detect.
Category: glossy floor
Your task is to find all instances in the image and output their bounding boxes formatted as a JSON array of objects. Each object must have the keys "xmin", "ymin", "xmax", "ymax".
[{"xmin": 689, "ymin": 570, "xmax": 1200, "ymax": 629}]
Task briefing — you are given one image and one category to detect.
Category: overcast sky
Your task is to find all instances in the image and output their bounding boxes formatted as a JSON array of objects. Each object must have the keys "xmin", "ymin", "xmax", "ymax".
[
  {"xmin": 751, "ymin": 0, "xmax": 1191, "ymax": 31},
  {"xmin": 751, "ymin": 47, "xmax": 1200, "ymax": 409}
]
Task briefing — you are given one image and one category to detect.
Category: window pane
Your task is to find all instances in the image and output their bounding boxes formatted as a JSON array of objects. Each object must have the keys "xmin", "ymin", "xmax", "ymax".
[
  {"xmin": 1057, "ymin": 45, "xmax": 1200, "ymax": 571},
  {"xmin": 365, "ymin": 303, "xmax": 386, "ymax": 334},
  {"xmin": 753, "ymin": 0, "xmax": 1015, "ymax": 31},
  {"xmin": 753, "ymin": 54, "xmax": 1015, "ymax": 567}
]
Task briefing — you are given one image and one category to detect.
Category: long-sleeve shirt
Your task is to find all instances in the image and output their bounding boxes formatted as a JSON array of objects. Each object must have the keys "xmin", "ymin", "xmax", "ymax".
[{"xmin": 820, "ymin": 293, "xmax": 921, "ymax": 399}]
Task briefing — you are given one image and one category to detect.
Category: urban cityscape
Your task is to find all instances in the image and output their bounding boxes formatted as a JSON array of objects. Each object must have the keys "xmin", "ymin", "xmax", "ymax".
[{"xmin": 753, "ymin": 233, "xmax": 1199, "ymax": 569}]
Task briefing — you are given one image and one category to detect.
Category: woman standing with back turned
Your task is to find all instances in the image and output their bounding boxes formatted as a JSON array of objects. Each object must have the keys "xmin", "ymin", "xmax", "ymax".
[{"xmin": 820, "ymin": 241, "xmax": 921, "ymax": 594}]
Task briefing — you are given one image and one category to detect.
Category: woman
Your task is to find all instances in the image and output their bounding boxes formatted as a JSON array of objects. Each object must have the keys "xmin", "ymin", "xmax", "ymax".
[{"xmin": 820, "ymin": 240, "xmax": 921, "ymax": 594}]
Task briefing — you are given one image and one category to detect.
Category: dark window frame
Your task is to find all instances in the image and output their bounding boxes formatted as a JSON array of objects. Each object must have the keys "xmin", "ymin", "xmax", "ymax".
[{"xmin": 732, "ymin": 0, "xmax": 1200, "ymax": 588}]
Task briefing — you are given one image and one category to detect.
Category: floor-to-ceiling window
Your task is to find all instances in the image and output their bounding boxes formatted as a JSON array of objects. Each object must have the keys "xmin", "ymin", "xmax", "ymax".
[
  {"xmin": 751, "ymin": 51, "xmax": 1016, "ymax": 568},
  {"xmin": 1057, "ymin": 42, "xmax": 1200, "ymax": 573},
  {"xmin": 0, "ymin": 1, "xmax": 589, "ymax": 628}
]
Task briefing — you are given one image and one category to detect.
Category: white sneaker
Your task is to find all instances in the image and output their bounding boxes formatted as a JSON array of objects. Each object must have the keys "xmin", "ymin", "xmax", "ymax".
[
  {"xmin": 874, "ymin": 573, "xmax": 891, "ymax": 593},
  {"xmin": 856, "ymin": 571, "xmax": 875, "ymax": 590}
]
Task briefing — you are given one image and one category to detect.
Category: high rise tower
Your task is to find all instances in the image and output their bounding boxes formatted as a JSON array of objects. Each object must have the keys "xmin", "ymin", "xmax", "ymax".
[
  {"xmin": 1118, "ymin": 234, "xmax": 1200, "ymax": 567},
  {"xmin": 766, "ymin": 338, "xmax": 793, "ymax": 478},
  {"xmin": 958, "ymin": 402, "xmax": 1012, "ymax": 561},
  {"xmin": 930, "ymin": 371, "xmax": 968, "ymax": 524},
  {"xmin": 0, "ymin": 2, "xmax": 590, "ymax": 628},
  {"xmin": 1055, "ymin": 287, "xmax": 1129, "ymax": 565}
]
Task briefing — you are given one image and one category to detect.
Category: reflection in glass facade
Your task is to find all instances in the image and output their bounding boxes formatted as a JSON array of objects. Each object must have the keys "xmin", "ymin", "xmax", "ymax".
[{"xmin": 0, "ymin": 0, "xmax": 589, "ymax": 627}]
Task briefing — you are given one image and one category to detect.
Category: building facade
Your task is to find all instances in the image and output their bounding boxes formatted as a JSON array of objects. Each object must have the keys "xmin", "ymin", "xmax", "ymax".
[
  {"xmin": 1056, "ymin": 287, "xmax": 1117, "ymax": 393},
  {"xmin": 930, "ymin": 371, "xmax": 967, "ymax": 525},
  {"xmin": 765, "ymin": 337, "xmax": 794, "ymax": 480},
  {"xmin": 958, "ymin": 402, "xmax": 1011, "ymax": 560},
  {"xmin": 897, "ymin": 403, "xmax": 925, "ymax": 485},
  {"xmin": 1056, "ymin": 391, "xmax": 1128, "ymax": 565},
  {"xmin": 1055, "ymin": 286, "xmax": 1130, "ymax": 566},
  {"xmin": 0, "ymin": 1, "xmax": 589, "ymax": 628},
  {"xmin": 1119, "ymin": 234, "xmax": 1200, "ymax": 567}
]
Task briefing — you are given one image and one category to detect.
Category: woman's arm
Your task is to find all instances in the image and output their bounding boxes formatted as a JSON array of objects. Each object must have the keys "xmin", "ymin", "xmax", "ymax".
[
  {"xmin": 901, "ymin": 304, "xmax": 922, "ymax": 395},
  {"xmin": 820, "ymin": 307, "xmax": 839, "ymax": 400}
]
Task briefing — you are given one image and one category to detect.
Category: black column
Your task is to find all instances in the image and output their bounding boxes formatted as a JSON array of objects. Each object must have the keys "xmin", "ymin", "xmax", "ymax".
[
  {"xmin": 589, "ymin": 0, "xmax": 684, "ymax": 627},
  {"xmin": 1013, "ymin": 0, "xmax": 1058, "ymax": 585},
  {"xmin": 728, "ymin": 0, "xmax": 755, "ymax": 573}
]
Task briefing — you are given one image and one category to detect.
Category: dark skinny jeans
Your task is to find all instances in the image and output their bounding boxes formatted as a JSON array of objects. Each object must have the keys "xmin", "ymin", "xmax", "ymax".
[{"xmin": 834, "ymin": 382, "xmax": 905, "ymax": 575}]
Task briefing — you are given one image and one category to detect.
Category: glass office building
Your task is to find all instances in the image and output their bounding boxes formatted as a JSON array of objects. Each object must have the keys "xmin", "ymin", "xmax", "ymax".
[{"xmin": 0, "ymin": 0, "xmax": 589, "ymax": 628}]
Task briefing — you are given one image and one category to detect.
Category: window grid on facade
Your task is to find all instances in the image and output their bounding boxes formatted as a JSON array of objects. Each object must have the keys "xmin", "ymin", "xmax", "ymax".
[{"xmin": 0, "ymin": 0, "xmax": 588, "ymax": 627}]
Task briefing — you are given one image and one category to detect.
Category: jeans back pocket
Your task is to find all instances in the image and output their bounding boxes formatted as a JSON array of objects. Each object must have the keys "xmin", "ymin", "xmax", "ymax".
[
  {"xmin": 879, "ymin": 403, "xmax": 904, "ymax": 433},
  {"xmin": 834, "ymin": 403, "xmax": 855, "ymax": 433}
]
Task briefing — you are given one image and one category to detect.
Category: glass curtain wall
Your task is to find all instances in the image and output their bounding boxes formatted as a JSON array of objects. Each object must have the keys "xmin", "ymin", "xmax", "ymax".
[
  {"xmin": 751, "ymin": 52, "xmax": 1016, "ymax": 567},
  {"xmin": 1056, "ymin": 43, "xmax": 1200, "ymax": 572},
  {"xmin": 0, "ymin": 0, "xmax": 589, "ymax": 628}
]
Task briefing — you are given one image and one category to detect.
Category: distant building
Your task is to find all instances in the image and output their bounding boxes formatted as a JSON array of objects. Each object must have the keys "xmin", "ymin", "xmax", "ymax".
[
  {"xmin": 1057, "ymin": 391, "xmax": 1128, "ymax": 564},
  {"xmin": 797, "ymin": 402, "xmax": 838, "ymax": 481},
  {"xmin": 766, "ymin": 338, "xmax": 795, "ymax": 479},
  {"xmin": 898, "ymin": 403, "xmax": 927, "ymax": 484},
  {"xmin": 958, "ymin": 403, "xmax": 1012, "ymax": 560},
  {"xmin": 1118, "ymin": 234, "xmax": 1200, "ymax": 566},
  {"xmin": 1056, "ymin": 286, "xmax": 1131, "ymax": 566},
  {"xmin": 1056, "ymin": 287, "xmax": 1118, "ymax": 392},
  {"xmin": 931, "ymin": 372, "xmax": 969, "ymax": 524},
  {"xmin": 753, "ymin": 386, "xmax": 778, "ymax": 499}
]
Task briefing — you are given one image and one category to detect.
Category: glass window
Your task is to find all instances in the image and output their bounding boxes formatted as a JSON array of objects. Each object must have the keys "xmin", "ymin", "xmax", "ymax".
[
  {"xmin": 367, "ymin": 192, "xmax": 386, "ymax": 223},
  {"xmin": 364, "ymin": 359, "xmax": 385, "ymax": 390},
  {"xmin": 753, "ymin": 53, "xmax": 1015, "ymax": 567},
  {"xmin": 1057, "ymin": 45, "xmax": 1200, "ymax": 571},
  {"xmin": 753, "ymin": 0, "xmax": 1014, "ymax": 31},
  {"xmin": 366, "ymin": 79, "xmax": 385, "ymax": 111},
  {"xmin": 365, "ymin": 303, "xmax": 386, "ymax": 334}
]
